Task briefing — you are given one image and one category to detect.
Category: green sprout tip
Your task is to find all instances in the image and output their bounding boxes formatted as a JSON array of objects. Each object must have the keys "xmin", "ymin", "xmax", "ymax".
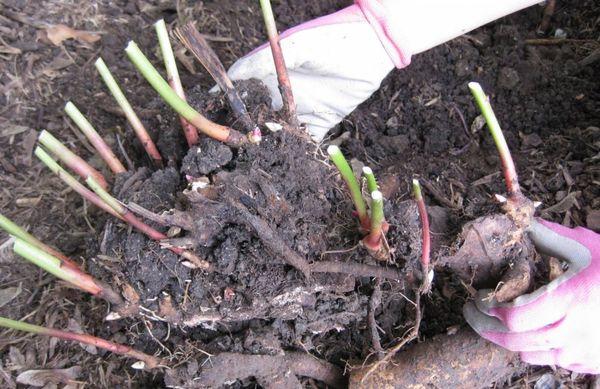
[{"xmin": 327, "ymin": 145, "xmax": 368, "ymax": 229}]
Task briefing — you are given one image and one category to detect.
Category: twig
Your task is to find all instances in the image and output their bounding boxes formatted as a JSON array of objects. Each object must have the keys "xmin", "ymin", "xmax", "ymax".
[
  {"xmin": 175, "ymin": 22, "xmax": 261, "ymax": 143},
  {"xmin": 368, "ymin": 278, "xmax": 384, "ymax": 359},
  {"xmin": 259, "ymin": 0, "xmax": 298, "ymax": 126},
  {"xmin": 155, "ymin": 19, "xmax": 198, "ymax": 146},
  {"xmin": 537, "ymin": 0, "xmax": 556, "ymax": 36},
  {"xmin": 311, "ymin": 261, "xmax": 401, "ymax": 280}
]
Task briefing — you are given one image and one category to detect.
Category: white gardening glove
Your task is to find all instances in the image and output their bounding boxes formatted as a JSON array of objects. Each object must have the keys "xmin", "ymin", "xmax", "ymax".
[{"xmin": 228, "ymin": 0, "xmax": 542, "ymax": 141}]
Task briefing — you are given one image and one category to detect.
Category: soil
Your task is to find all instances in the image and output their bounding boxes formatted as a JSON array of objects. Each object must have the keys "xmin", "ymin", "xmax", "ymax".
[{"xmin": 0, "ymin": 0, "xmax": 599, "ymax": 388}]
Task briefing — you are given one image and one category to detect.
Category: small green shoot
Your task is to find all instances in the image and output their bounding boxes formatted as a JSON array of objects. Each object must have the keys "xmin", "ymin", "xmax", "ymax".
[
  {"xmin": 327, "ymin": 145, "xmax": 368, "ymax": 229},
  {"xmin": 362, "ymin": 166, "xmax": 378, "ymax": 193}
]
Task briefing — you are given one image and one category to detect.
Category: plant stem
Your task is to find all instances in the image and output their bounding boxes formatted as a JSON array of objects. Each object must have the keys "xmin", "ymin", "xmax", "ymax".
[
  {"xmin": 174, "ymin": 22, "xmax": 261, "ymax": 143},
  {"xmin": 154, "ymin": 19, "xmax": 199, "ymax": 147},
  {"xmin": 362, "ymin": 166, "xmax": 378, "ymax": 194},
  {"xmin": 363, "ymin": 191, "xmax": 385, "ymax": 251},
  {"xmin": 85, "ymin": 177, "xmax": 211, "ymax": 270},
  {"xmin": 468, "ymin": 82, "xmax": 520, "ymax": 196},
  {"xmin": 327, "ymin": 145, "xmax": 368, "ymax": 229},
  {"xmin": 412, "ymin": 179, "xmax": 430, "ymax": 270},
  {"xmin": 0, "ymin": 316, "xmax": 162, "ymax": 369},
  {"xmin": 35, "ymin": 147, "xmax": 122, "ymax": 219},
  {"xmin": 259, "ymin": 0, "xmax": 298, "ymax": 125},
  {"xmin": 95, "ymin": 57, "xmax": 163, "ymax": 167},
  {"xmin": 0, "ymin": 213, "xmax": 80, "ymax": 270},
  {"xmin": 125, "ymin": 41, "xmax": 247, "ymax": 147},
  {"xmin": 38, "ymin": 130, "xmax": 108, "ymax": 189},
  {"xmin": 13, "ymin": 239, "xmax": 99, "ymax": 295},
  {"xmin": 64, "ymin": 101, "xmax": 126, "ymax": 174}
]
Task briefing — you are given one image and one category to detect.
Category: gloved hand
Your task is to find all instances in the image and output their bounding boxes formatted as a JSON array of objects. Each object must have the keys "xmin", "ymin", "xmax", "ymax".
[
  {"xmin": 464, "ymin": 219, "xmax": 600, "ymax": 374},
  {"xmin": 227, "ymin": 0, "xmax": 542, "ymax": 141}
]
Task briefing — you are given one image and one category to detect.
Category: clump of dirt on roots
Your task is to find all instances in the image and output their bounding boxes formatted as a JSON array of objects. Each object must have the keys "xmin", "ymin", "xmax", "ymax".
[{"xmin": 85, "ymin": 79, "xmax": 424, "ymax": 383}]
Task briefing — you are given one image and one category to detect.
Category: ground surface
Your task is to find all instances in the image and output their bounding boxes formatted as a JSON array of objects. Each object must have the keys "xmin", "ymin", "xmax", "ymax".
[{"xmin": 0, "ymin": 0, "xmax": 599, "ymax": 388}]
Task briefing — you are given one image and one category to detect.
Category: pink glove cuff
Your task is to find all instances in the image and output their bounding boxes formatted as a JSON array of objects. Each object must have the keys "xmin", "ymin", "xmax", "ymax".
[{"xmin": 355, "ymin": 0, "xmax": 412, "ymax": 68}]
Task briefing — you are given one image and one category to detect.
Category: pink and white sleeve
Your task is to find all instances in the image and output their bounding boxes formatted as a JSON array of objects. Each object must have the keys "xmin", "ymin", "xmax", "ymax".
[{"xmin": 355, "ymin": 0, "xmax": 542, "ymax": 68}]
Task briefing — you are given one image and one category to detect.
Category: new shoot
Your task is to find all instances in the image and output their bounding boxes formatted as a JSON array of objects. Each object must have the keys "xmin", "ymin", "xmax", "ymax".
[
  {"xmin": 0, "ymin": 213, "xmax": 80, "ymax": 270},
  {"xmin": 38, "ymin": 130, "xmax": 108, "ymax": 189},
  {"xmin": 362, "ymin": 166, "xmax": 378, "ymax": 193},
  {"xmin": 125, "ymin": 41, "xmax": 247, "ymax": 147},
  {"xmin": 85, "ymin": 176, "xmax": 211, "ymax": 270},
  {"xmin": 12, "ymin": 239, "xmax": 122, "ymax": 305},
  {"xmin": 468, "ymin": 82, "xmax": 534, "ymax": 228},
  {"xmin": 259, "ymin": 0, "xmax": 298, "ymax": 125},
  {"xmin": 327, "ymin": 145, "xmax": 368, "ymax": 230},
  {"xmin": 65, "ymin": 101, "xmax": 126, "ymax": 174},
  {"xmin": 468, "ymin": 82, "xmax": 519, "ymax": 197},
  {"xmin": 362, "ymin": 190, "xmax": 385, "ymax": 252},
  {"xmin": 0, "ymin": 316, "xmax": 162, "ymax": 369},
  {"xmin": 154, "ymin": 19, "xmax": 198, "ymax": 146},
  {"xmin": 95, "ymin": 57, "xmax": 163, "ymax": 166}
]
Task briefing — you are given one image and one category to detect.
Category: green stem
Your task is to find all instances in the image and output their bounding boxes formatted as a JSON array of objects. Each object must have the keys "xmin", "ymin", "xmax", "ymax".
[
  {"xmin": 95, "ymin": 57, "xmax": 163, "ymax": 166},
  {"xmin": 362, "ymin": 166, "xmax": 378, "ymax": 194},
  {"xmin": 35, "ymin": 147, "xmax": 122, "ymax": 219},
  {"xmin": 154, "ymin": 19, "xmax": 199, "ymax": 146},
  {"xmin": 0, "ymin": 213, "xmax": 80, "ymax": 269},
  {"xmin": 85, "ymin": 176, "xmax": 127, "ymax": 215},
  {"xmin": 125, "ymin": 41, "xmax": 237, "ymax": 144},
  {"xmin": 65, "ymin": 101, "xmax": 126, "ymax": 174},
  {"xmin": 13, "ymin": 239, "xmax": 103, "ymax": 295},
  {"xmin": 468, "ymin": 82, "xmax": 519, "ymax": 195},
  {"xmin": 38, "ymin": 130, "xmax": 108, "ymax": 189},
  {"xmin": 327, "ymin": 145, "xmax": 368, "ymax": 228}
]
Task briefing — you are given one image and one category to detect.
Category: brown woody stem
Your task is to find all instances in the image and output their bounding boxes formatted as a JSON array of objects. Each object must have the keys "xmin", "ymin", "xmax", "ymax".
[{"xmin": 175, "ymin": 22, "xmax": 261, "ymax": 142}]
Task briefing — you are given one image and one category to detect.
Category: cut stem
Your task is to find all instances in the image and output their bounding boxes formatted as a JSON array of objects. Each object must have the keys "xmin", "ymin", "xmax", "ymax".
[
  {"xmin": 362, "ymin": 166, "xmax": 378, "ymax": 194},
  {"xmin": 85, "ymin": 177, "xmax": 211, "ymax": 270},
  {"xmin": 125, "ymin": 41, "xmax": 246, "ymax": 147},
  {"xmin": 38, "ymin": 130, "xmax": 108, "ymax": 189},
  {"xmin": 12, "ymin": 239, "xmax": 122, "ymax": 305},
  {"xmin": 175, "ymin": 22, "xmax": 261, "ymax": 142},
  {"xmin": 363, "ymin": 191, "xmax": 385, "ymax": 251},
  {"xmin": 259, "ymin": 0, "xmax": 297, "ymax": 125},
  {"xmin": 35, "ymin": 147, "xmax": 123, "ymax": 220},
  {"xmin": 154, "ymin": 19, "xmax": 199, "ymax": 147},
  {"xmin": 95, "ymin": 57, "xmax": 163, "ymax": 167},
  {"xmin": 327, "ymin": 145, "xmax": 368, "ymax": 229},
  {"xmin": 412, "ymin": 179, "xmax": 430, "ymax": 271},
  {"xmin": 468, "ymin": 82, "xmax": 520, "ymax": 196},
  {"xmin": 65, "ymin": 101, "xmax": 126, "ymax": 174},
  {"xmin": 0, "ymin": 316, "xmax": 161, "ymax": 369},
  {"xmin": 0, "ymin": 213, "xmax": 80, "ymax": 270}
]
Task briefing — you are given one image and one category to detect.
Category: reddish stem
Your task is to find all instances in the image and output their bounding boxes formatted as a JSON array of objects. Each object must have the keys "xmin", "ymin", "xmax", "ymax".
[
  {"xmin": 42, "ymin": 327, "xmax": 161, "ymax": 368},
  {"xmin": 260, "ymin": 0, "xmax": 298, "ymax": 125},
  {"xmin": 168, "ymin": 79, "xmax": 199, "ymax": 146},
  {"xmin": 416, "ymin": 196, "xmax": 431, "ymax": 270}
]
